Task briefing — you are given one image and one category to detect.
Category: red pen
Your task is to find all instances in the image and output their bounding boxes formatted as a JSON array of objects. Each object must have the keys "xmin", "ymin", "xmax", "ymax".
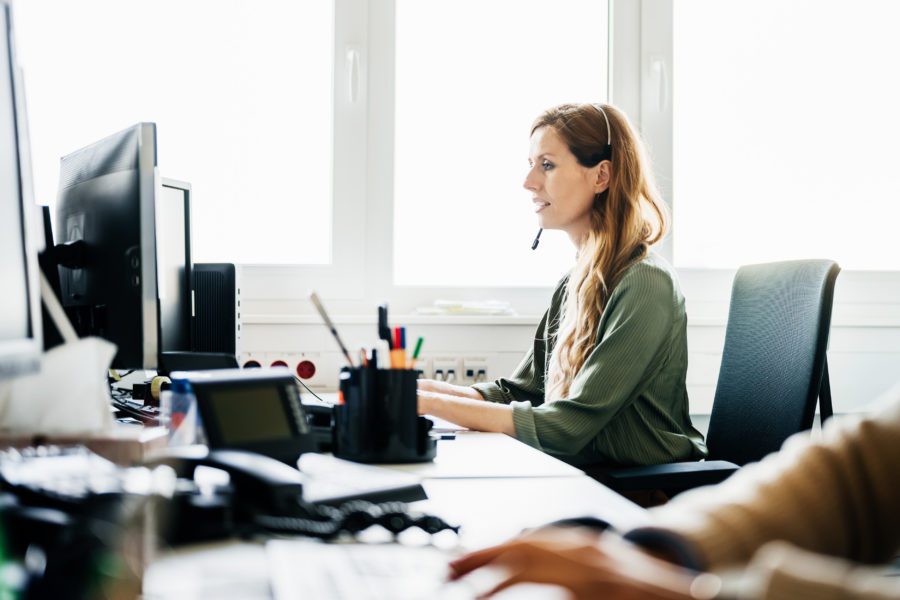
[{"xmin": 391, "ymin": 327, "xmax": 407, "ymax": 368}]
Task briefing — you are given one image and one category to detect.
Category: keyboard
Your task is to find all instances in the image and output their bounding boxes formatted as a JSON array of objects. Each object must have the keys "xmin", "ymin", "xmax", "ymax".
[
  {"xmin": 267, "ymin": 540, "xmax": 561, "ymax": 600},
  {"xmin": 268, "ymin": 541, "xmax": 473, "ymax": 599}
]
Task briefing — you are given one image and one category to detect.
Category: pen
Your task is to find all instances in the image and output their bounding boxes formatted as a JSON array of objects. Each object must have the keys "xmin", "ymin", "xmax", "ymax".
[
  {"xmin": 309, "ymin": 292, "xmax": 355, "ymax": 367},
  {"xmin": 378, "ymin": 304, "xmax": 393, "ymax": 349}
]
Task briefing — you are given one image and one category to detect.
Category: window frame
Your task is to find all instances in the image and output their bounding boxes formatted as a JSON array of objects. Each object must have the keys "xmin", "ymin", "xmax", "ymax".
[
  {"xmin": 639, "ymin": 0, "xmax": 900, "ymax": 326},
  {"xmin": 241, "ymin": 0, "xmax": 369, "ymax": 301},
  {"xmin": 247, "ymin": 0, "xmax": 619, "ymax": 316}
]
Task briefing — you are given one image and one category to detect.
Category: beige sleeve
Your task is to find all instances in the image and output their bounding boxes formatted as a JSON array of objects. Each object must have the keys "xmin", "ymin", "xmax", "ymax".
[
  {"xmin": 648, "ymin": 394, "xmax": 900, "ymax": 570},
  {"xmin": 723, "ymin": 541, "xmax": 900, "ymax": 600}
]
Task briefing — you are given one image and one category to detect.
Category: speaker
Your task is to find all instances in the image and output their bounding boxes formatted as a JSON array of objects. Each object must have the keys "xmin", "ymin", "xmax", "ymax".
[{"xmin": 193, "ymin": 263, "xmax": 241, "ymax": 355}]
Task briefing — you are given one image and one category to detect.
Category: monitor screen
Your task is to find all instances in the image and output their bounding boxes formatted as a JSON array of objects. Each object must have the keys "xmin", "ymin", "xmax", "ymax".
[
  {"xmin": 158, "ymin": 180, "xmax": 192, "ymax": 353},
  {"xmin": 0, "ymin": 1, "xmax": 40, "ymax": 380}
]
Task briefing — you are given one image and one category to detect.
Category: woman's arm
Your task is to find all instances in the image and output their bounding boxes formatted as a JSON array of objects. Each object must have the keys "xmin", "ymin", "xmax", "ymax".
[
  {"xmin": 416, "ymin": 378, "xmax": 483, "ymax": 400},
  {"xmin": 417, "ymin": 390, "xmax": 515, "ymax": 435},
  {"xmin": 508, "ymin": 265, "xmax": 681, "ymax": 455}
]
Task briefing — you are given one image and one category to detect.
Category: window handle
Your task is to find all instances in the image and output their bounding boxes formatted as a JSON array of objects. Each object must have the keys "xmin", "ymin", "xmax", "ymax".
[
  {"xmin": 649, "ymin": 55, "xmax": 669, "ymax": 112},
  {"xmin": 346, "ymin": 47, "xmax": 360, "ymax": 104}
]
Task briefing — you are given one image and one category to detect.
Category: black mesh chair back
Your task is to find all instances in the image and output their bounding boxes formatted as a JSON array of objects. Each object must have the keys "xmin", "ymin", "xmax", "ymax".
[{"xmin": 706, "ymin": 259, "xmax": 840, "ymax": 466}]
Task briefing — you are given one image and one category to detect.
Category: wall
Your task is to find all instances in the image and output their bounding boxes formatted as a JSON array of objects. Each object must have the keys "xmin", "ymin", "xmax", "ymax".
[{"xmin": 239, "ymin": 315, "xmax": 900, "ymax": 422}]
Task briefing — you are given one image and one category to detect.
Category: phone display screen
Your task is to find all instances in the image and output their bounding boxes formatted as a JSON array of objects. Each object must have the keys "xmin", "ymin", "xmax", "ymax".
[{"xmin": 208, "ymin": 386, "xmax": 293, "ymax": 444}]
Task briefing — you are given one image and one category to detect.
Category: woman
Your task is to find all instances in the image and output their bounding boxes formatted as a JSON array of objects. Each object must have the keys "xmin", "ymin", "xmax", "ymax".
[{"xmin": 417, "ymin": 103, "xmax": 706, "ymax": 466}]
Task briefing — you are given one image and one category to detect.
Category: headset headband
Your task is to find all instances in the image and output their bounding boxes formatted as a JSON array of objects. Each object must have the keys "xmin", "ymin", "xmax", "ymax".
[{"xmin": 591, "ymin": 103, "xmax": 613, "ymax": 164}]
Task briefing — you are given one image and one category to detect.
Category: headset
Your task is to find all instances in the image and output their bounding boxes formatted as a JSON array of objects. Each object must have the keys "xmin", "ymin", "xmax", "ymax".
[{"xmin": 532, "ymin": 103, "xmax": 613, "ymax": 250}]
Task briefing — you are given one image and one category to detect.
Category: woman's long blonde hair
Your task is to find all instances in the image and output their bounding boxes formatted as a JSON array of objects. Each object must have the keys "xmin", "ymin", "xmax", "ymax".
[{"xmin": 541, "ymin": 103, "xmax": 669, "ymax": 401}]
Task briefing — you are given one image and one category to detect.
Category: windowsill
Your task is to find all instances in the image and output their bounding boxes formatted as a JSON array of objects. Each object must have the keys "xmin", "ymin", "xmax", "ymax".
[
  {"xmin": 244, "ymin": 313, "xmax": 900, "ymax": 328},
  {"xmin": 243, "ymin": 314, "xmax": 543, "ymax": 326}
]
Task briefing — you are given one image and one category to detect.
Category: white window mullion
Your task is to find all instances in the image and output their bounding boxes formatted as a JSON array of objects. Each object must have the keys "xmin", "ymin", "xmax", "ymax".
[{"xmin": 244, "ymin": 0, "xmax": 368, "ymax": 301}]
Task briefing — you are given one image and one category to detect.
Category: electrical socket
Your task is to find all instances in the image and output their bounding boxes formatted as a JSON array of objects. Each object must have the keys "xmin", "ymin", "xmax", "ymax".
[
  {"xmin": 431, "ymin": 357, "xmax": 460, "ymax": 383},
  {"xmin": 462, "ymin": 357, "xmax": 489, "ymax": 384},
  {"xmin": 411, "ymin": 358, "xmax": 429, "ymax": 379}
]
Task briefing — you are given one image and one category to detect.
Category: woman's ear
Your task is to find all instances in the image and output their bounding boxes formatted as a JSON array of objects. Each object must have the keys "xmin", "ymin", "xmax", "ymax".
[{"xmin": 593, "ymin": 160, "xmax": 612, "ymax": 194}]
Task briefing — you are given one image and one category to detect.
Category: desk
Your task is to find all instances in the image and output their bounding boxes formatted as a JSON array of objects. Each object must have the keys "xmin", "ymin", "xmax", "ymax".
[
  {"xmin": 143, "ymin": 431, "xmax": 648, "ymax": 598},
  {"xmin": 382, "ymin": 431, "xmax": 583, "ymax": 479}
]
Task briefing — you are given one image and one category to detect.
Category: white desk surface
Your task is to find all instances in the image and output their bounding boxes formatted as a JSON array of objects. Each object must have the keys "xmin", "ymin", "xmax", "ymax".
[
  {"xmin": 420, "ymin": 477, "xmax": 649, "ymax": 547},
  {"xmin": 144, "ymin": 416, "xmax": 648, "ymax": 599},
  {"xmin": 144, "ymin": 475, "xmax": 648, "ymax": 599},
  {"xmin": 381, "ymin": 431, "xmax": 584, "ymax": 479}
]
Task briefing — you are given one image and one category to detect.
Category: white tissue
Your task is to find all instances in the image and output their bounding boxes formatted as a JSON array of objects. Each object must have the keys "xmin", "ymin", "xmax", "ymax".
[{"xmin": 0, "ymin": 337, "xmax": 116, "ymax": 434}]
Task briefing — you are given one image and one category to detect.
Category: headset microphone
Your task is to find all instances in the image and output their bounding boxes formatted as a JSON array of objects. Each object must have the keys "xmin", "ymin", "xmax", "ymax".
[{"xmin": 531, "ymin": 228, "xmax": 543, "ymax": 250}]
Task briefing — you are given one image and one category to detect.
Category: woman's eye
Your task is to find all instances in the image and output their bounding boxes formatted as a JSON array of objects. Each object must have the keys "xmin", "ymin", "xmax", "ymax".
[{"xmin": 542, "ymin": 161, "xmax": 554, "ymax": 171}]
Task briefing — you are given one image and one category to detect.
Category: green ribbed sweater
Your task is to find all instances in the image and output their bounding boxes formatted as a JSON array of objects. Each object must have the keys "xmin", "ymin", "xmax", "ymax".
[{"xmin": 473, "ymin": 253, "xmax": 707, "ymax": 467}]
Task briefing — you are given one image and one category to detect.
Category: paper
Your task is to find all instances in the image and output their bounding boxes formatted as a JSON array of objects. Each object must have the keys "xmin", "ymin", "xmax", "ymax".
[{"xmin": 0, "ymin": 337, "xmax": 116, "ymax": 434}]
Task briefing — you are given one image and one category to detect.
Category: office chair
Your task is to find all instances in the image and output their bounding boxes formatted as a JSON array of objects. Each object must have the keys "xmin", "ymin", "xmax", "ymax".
[{"xmin": 599, "ymin": 259, "xmax": 840, "ymax": 494}]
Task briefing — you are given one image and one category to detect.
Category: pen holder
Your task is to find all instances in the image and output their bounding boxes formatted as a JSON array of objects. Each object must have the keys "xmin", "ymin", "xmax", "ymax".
[{"xmin": 333, "ymin": 368, "xmax": 436, "ymax": 463}]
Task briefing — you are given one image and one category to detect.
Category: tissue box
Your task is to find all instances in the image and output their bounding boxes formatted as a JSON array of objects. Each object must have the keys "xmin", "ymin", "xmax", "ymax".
[{"xmin": 0, "ymin": 424, "xmax": 168, "ymax": 465}]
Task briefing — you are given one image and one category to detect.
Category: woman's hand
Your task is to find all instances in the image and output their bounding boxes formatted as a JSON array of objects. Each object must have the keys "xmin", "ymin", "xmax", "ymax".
[
  {"xmin": 448, "ymin": 529, "xmax": 699, "ymax": 600},
  {"xmin": 416, "ymin": 388, "xmax": 516, "ymax": 435},
  {"xmin": 417, "ymin": 378, "xmax": 483, "ymax": 400}
]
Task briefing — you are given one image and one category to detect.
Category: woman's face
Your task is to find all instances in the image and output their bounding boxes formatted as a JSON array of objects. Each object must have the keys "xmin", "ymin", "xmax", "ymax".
[{"xmin": 524, "ymin": 126, "xmax": 609, "ymax": 245}]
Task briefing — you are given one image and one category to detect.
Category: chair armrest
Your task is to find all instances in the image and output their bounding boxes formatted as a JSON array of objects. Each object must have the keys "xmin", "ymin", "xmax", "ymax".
[{"xmin": 599, "ymin": 460, "xmax": 739, "ymax": 492}]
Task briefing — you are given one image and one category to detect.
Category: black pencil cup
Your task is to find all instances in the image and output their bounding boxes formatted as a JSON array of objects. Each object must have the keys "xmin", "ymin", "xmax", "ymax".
[{"xmin": 333, "ymin": 367, "xmax": 437, "ymax": 463}]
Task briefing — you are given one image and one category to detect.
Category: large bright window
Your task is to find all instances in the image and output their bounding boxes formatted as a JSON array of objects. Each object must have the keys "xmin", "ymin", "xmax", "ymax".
[
  {"xmin": 393, "ymin": 0, "xmax": 609, "ymax": 287},
  {"xmin": 673, "ymin": 0, "xmax": 900, "ymax": 270},
  {"xmin": 15, "ymin": 0, "xmax": 333, "ymax": 265}
]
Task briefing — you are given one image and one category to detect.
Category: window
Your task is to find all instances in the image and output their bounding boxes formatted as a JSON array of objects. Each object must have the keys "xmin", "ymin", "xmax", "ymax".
[
  {"xmin": 14, "ymin": 0, "xmax": 613, "ymax": 307},
  {"xmin": 393, "ymin": 0, "xmax": 609, "ymax": 287},
  {"xmin": 672, "ymin": 0, "xmax": 900, "ymax": 270},
  {"xmin": 15, "ymin": 0, "xmax": 334, "ymax": 265}
]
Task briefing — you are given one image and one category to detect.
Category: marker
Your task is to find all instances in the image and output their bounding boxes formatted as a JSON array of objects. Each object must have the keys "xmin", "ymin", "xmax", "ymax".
[
  {"xmin": 391, "ymin": 326, "xmax": 407, "ymax": 369},
  {"xmin": 310, "ymin": 292, "xmax": 355, "ymax": 367},
  {"xmin": 408, "ymin": 336, "xmax": 424, "ymax": 369}
]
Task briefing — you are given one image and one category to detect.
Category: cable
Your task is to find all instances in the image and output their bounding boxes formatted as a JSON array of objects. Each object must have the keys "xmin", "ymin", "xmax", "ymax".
[
  {"xmin": 294, "ymin": 376, "xmax": 327, "ymax": 404},
  {"xmin": 253, "ymin": 499, "xmax": 459, "ymax": 540}
]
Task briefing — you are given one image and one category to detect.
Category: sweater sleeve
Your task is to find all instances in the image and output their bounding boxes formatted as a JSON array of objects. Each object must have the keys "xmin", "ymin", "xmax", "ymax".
[
  {"xmin": 728, "ymin": 541, "xmax": 900, "ymax": 600},
  {"xmin": 510, "ymin": 265, "xmax": 677, "ymax": 455},
  {"xmin": 471, "ymin": 310, "xmax": 548, "ymax": 406},
  {"xmin": 472, "ymin": 276, "xmax": 569, "ymax": 406},
  {"xmin": 642, "ymin": 393, "xmax": 900, "ymax": 572}
]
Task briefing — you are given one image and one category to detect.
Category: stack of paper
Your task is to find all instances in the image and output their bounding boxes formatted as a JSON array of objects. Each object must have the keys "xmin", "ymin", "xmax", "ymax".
[{"xmin": 415, "ymin": 300, "xmax": 515, "ymax": 316}]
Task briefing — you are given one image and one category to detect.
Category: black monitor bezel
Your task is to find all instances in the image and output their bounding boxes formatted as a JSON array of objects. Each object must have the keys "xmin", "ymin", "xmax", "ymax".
[{"xmin": 159, "ymin": 177, "xmax": 194, "ymax": 357}]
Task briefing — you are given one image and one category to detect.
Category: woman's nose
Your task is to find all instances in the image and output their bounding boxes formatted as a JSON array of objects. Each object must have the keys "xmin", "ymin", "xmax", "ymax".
[{"xmin": 523, "ymin": 169, "xmax": 539, "ymax": 192}]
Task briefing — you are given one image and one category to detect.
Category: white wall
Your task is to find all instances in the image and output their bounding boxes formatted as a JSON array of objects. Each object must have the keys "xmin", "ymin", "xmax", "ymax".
[{"xmin": 240, "ymin": 271, "xmax": 900, "ymax": 418}]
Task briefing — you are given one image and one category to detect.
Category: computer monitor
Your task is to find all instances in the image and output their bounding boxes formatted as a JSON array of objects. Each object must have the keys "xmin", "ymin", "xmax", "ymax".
[
  {"xmin": 55, "ymin": 123, "xmax": 160, "ymax": 370},
  {"xmin": 158, "ymin": 178, "xmax": 193, "ymax": 354},
  {"xmin": 0, "ymin": 0, "xmax": 42, "ymax": 381},
  {"xmin": 155, "ymin": 179, "xmax": 240, "ymax": 376}
]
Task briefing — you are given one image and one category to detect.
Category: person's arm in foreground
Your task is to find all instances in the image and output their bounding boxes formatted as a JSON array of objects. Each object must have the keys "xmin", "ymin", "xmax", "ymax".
[
  {"xmin": 449, "ymin": 528, "xmax": 704, "ymax": 600},
  {"xmin": 450, "ymin": 394, "xmax": 900, "ymax": 599}
]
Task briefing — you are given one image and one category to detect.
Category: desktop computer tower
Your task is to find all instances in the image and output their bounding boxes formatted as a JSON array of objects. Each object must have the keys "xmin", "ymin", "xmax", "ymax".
[{"xmin": 193, "ymin": 263, "xmax": 241, "ymax": 356}]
